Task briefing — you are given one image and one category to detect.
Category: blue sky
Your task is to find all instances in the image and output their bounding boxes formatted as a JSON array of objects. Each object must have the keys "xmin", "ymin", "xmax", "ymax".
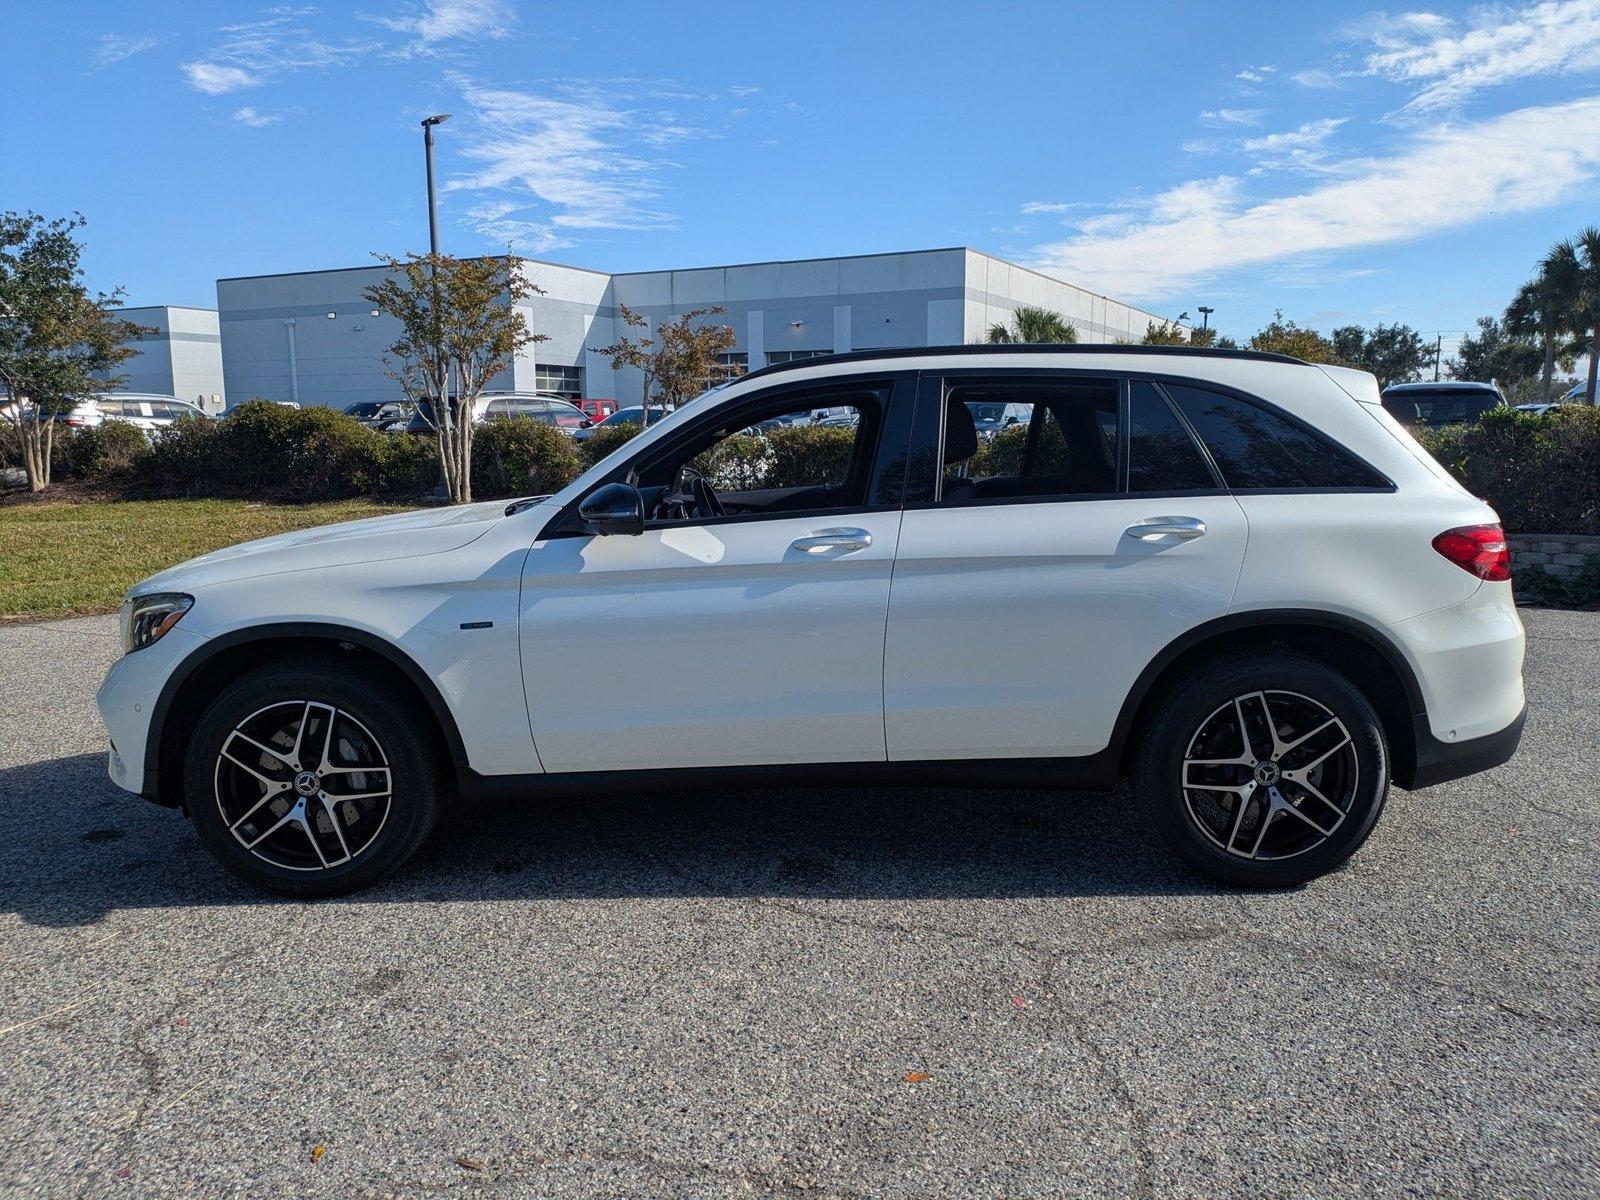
[{"xmin": 6, "ymin": 0, "xmax": 1600, "ymax": 355}]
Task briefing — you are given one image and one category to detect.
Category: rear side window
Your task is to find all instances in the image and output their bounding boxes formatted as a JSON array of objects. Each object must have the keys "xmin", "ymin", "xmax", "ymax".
[
  {"xmin": 1127, "ymin": 382, "xmax": 1215, "ymax": 492},
  {"xmin": 1163, "ymin": 384, "xmax": 1388, "ymax": 490}
]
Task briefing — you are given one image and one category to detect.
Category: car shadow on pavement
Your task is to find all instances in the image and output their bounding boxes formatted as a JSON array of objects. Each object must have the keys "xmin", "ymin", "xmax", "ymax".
[{"xmin": 1, "ymin": 753, "xmax": 1226, "ymax": 925}]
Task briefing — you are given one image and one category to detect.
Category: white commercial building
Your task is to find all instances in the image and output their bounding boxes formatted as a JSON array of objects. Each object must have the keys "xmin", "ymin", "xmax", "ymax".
[
  {"xmin": 215, "ymin": 248, "xmax": 1184, "ymax": 409},
  {"xmin": 101, "ymin": 305, "xmax": 226, "ymax": 411}
]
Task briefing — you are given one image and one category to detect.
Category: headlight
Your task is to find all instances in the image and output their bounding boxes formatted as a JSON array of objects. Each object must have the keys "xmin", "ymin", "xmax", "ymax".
[{"xmin": 120, "ymin": 592, "xmax": 193, "ymax": 654}]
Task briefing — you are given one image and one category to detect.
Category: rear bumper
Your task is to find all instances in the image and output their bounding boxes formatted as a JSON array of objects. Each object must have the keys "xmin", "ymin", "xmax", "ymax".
[{"xmin": 1401, "ymin": 702, "xmax": 1526, "ymax": 790}]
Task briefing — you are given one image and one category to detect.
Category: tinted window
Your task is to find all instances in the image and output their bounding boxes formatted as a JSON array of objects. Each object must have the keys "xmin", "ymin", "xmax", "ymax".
[
  {"xmin": 940, "ymin": 383, "xmax": 1118, "ymax": 503},
  {"xmin": 1163, "ymin": 384, "xmax": 1387, "ymax": 490},
  {"xmin": 1380, "ymin": 389, "xmax": 1498, "ymax": 426},
  {"xmin": 1127, "ymin": 382, "xmax": 1215, "ymax": 491}
]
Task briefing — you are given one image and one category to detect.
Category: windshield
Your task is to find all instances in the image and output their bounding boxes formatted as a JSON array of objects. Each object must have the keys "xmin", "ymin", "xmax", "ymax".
[{"xmin": 1381, "ymin": 390, "xmax": 1499, "ymax": 425}]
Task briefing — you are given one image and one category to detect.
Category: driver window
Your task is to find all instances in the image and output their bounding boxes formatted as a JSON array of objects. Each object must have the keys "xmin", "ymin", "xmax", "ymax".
[{"xmin": 637, "ymin": 392, "xmax": 880, "ymax": 525}]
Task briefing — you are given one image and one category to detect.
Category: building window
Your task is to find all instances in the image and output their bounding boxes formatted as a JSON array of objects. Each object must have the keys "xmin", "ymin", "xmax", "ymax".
[
  {"xmin": 714, "ymin": 351, "xmax": 748, "ymax": 382},
  {"xmin": 534, "ymin": 365, "xmax": 582, "ymax": 398},
  {"xmin": 766, "ymin": 349, "xmax": 833, "ymax": 364}
]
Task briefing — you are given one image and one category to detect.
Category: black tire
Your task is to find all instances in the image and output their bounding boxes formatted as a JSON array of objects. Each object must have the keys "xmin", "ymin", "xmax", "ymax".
[
  {"xmin": 184, "ymin": 658, "xmax": 443, "ymax": 897},
  {"xmin": 1132, "ymin": 652, "xmax": 1389, "ymax": 888}
]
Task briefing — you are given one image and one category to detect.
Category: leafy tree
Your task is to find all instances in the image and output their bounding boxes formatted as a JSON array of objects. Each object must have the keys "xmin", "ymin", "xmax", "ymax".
[
  {"xmin": 1557, "ymin": 227, "xmax": 1600, "ymax": 404},
  {"xmin": 985, "ymin": 305, "xmax": 1078, "ymax": 344},
  {"xmin": 1329, "ymin": 323, "xmax": 1431, "ymax": 387},
  {"xmin": 0, "ymin": 212, "xmax": 150, "ymax": 492},
  {"xmin": 1248, "ymin": 310, "xmax": 1344, "ymax": 364},
  {"xmin": 1139, "ymin": 320, "xmax": 1189, "ymax": 345},
  {"xmin": 591, "ymin": 304, "xmax": 739, "ymax": 413},
  {"xmin": 364, "ymin": 252, "xmax": 544, "ymax": 505},
  {"xmin": 1506, "ymin": 263, "xmax": 1579, "ymax": 406},
  {"xmin": 1449, "ymin": 315, "xmax": 1542, "ymax": 395}
]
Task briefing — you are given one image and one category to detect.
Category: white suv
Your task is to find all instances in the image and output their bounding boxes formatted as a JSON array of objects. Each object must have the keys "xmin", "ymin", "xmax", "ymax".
[{"xmin": 97, "ymin": 347, "xmax": 1526, "ymax": 895}]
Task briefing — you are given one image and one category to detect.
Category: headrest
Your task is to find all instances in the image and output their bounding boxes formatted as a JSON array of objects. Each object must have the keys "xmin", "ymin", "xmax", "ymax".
[{"xmin": 944, "ymin": 397, "xmax": 978, "ymax": 463}]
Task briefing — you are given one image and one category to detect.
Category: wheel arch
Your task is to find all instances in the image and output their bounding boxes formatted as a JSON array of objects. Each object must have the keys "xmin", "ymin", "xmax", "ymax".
[
  {"xmin": 1111, "ymin": 609, "xmax": 1427, "ymax": 789},
  {"xmin": 145, "ymin": 623, "xmax": 470, "ymax": 809}
]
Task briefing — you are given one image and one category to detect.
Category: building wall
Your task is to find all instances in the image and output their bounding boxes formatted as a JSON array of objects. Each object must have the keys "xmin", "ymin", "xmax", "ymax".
[
  {"xmin": 103, "ymin": 306, "xmax": 226, "ymax": 410},
  {"xmin": 213, "ymin": 249, "xmax": 1182, "ymax": 409}
]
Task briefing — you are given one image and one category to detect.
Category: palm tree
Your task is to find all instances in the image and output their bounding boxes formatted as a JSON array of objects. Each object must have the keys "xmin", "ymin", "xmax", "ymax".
[
  {"xmin": 986, "ymin": 305, "xmax": 1078, "ymax": 344},
  {"xmin": 1571, "ymin": 226, "xmax": 1600, "ymax": 405},
  {"xmin": 1506, "ymin": 261, "xmax": 1572, "ymax": 405}
]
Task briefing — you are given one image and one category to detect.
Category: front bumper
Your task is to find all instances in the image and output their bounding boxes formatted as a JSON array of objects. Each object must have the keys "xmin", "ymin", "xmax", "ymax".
[
  {"xmin": 1402, "ymin": 702, "xmax": 1527, "ymax": 790},
  {"xmin": 95, "ymin": 625, "xmax": 206, "ymax": 800}
]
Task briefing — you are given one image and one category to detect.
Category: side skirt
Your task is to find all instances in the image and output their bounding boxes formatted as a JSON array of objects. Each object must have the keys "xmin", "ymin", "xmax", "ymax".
[{"xmin": 458, "ymin": 750, "xmax": 1122, "ymax": 802}]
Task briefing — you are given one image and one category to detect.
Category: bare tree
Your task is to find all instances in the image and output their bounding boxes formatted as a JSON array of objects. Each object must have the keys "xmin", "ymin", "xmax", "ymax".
[{"xmin": 364, "ymin": 252, "xmax": 544, "ymax": 504}]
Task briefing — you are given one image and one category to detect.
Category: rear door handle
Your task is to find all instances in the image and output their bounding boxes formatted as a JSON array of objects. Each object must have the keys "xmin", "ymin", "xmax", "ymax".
[
  {"xmin": 1125, "ymin": 516, "xmax": 1207, "ymax": 541},
  {"xmin": 792, "ymin": 527, "xmax": 873, "ymax": 553}
]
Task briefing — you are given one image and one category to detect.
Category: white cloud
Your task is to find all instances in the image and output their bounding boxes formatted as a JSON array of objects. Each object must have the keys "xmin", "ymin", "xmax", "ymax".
[
  {"xmin": 182, "ymin": 10, "xmax": 379, "ymax": 93},
  {"xmin": 1021, "ymin": 201, "xmax": 1074, "ymax": 214},
  {"xmin": 1241, "ymin": 117, "xmax": 1348, "ymax": 172},
  {"xmin": 375, "ymin": 0, "xmax": 516, "ymax": 53},
  {"xmin": 1292, "ymin": 68, "xmax": 1339, "ymax": 89},
  {"xmin": 232, "ymin": 106, "xmax": 280, "ymax": 127},
  {"xmin": 1200, "ymin": 108, "xmax": 1267, "ymax": 126},
  {"xmin": 1027, "ymin": 97, "xmax": 1600, "ymax": 300},
  {"xmin": 1236, "ymin": 69, "xmax": 1265, "ymax": 83},
  {"xmin": 446, "ymin": 78, "xmax": 723, "ymax": 250},
  {"xmin": 184, "ymin": 63, "xmax": 259, "ymax": 94},
  {"xmin": 1361, "ymin": 0, "xmax": 1600, "ymax": 112},
  {"xmin": 95, "ymin": 33, "xmax": 164, "ymax": 66}
]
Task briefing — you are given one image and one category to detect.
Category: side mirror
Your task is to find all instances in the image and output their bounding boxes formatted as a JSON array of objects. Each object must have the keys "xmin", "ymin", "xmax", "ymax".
[
  {"xmin": 581, "ymin": 418, "xmax": 594, "ymax": 428},
  {"xmin": 577, "ymin": 481, "xmax": 644, "ymax": 536}
]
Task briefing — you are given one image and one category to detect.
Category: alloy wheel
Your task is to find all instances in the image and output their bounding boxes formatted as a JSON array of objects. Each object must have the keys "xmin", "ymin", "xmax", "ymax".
[
  {"xmin": 213, "ymin": 701, "xmax": 393, "ymax": 872},
  {"xmin": 1180, "ymin": 689, "xmax": 1357, "ymax": 861}
]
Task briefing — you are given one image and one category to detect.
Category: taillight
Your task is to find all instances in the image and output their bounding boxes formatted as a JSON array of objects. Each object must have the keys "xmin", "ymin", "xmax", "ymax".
[
  {"xmin": 1432, "ymin": 523, "xmax": 1511, "ymax": 582},
  {"xmin": 61, "ymin": 417, "xmax": 88, "ymax": 428}
]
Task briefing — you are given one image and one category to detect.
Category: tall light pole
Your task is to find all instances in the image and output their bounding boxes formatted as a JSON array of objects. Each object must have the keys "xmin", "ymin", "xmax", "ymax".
[
  {"xmin": 421, "ymin": 113, "xmax": 451, "ymax": 256},
  {"xmin": 1198, "ymin": 305, "xmax": 1214, "ymax": 331}
]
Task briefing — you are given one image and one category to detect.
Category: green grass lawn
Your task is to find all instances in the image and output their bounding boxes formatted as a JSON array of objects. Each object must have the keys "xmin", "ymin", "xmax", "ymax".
[{"xmin": 0, "ymin": 498, "xmax": 412, "ymax": 620}]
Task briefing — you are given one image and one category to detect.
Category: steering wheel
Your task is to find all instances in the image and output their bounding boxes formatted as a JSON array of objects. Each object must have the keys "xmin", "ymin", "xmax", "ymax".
[{"xmin": 689, "ymin": 473, "xmax": 725, "ymax": 519}]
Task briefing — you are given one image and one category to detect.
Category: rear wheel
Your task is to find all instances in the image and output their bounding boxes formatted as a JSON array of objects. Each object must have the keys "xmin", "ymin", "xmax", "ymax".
[
  {"xmin": 184, "ymin": 659, "xmax": 442, "ymax": 897},
  {"xmin": 1132, "ymin": 653, "xmax": 1389, "ymax": 887}
]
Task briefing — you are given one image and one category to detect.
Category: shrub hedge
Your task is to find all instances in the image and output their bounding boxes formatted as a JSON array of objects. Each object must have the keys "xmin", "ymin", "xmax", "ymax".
[
  {"xmin": 1415, "ymin": 405, "xmax": 1600, "ymax": 535},
  {"xmin": 471, "ymin": 418, "xmax": 582, "ymax": 499}
]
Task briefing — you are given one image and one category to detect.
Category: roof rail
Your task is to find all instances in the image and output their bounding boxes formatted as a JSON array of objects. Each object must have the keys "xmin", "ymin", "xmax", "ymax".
[{"xmin": 734, "ymin": 342, "xmax": 1305, "ymax": 385}]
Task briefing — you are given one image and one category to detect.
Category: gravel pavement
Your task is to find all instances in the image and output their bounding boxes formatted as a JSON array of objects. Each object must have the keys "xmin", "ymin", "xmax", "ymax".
[{"xmin": 0, "ymin": 608, "xmax": 1595, "ymax": 1198}]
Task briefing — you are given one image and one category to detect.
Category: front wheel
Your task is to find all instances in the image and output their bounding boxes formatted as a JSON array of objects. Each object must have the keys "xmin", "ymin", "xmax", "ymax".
[
  {"xmin": 183, "ymin": 659, "xmax": 442, "ymax": 897},
  {"xmin": 1132, "ymin": 653, "xmax": 1390, "ymax": 888}
]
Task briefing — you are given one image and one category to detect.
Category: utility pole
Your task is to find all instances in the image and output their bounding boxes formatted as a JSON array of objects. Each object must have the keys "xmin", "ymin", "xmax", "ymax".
[
  {"xmin": 1433, "ymin": 334, "xmax": 1442, "ymax": 381},
  {"xmin": 421, "ymin": 114, "xmax": 451, "ymax": 257}
]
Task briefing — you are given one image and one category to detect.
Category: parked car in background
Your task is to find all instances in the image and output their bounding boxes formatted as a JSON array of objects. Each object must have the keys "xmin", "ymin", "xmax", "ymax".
[
  {"xmin": 1380, "ymin": 381, "xmax": 1504, "ymax": 427},
  {"xmin": 1561, "ymin": 381, "xmax": 1592, "ymax": 403},
  {"xmin": 99, "ymin": 345, "xmax": 1525, "ymax": 897},
  {"xmin": 342, "ymin": 400, "xmax": 415, "ymax": 430},
  {"xmin": 1513, "ymin": 402, "xmax": 1566, "ymax": 416},
  {"xmin": 573, "ymin": 405, "xmax": 668, "ymax": 440},
  {"xmin": 58, "ymin": 394, "xmax": 211, "ymax": 436},
  {"xmin": 575, "ymin": 398, "xmax": 619, "ymax": 424},
  {"xmin": 401, "ymin": 392, "xmax": 593, "ymax": 436}
]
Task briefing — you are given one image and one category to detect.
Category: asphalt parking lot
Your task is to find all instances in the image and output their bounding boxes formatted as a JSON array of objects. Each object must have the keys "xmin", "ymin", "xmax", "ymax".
[{"xmin": 0, "ymin": 609, "xmax": 1595, "ymax": 1198}]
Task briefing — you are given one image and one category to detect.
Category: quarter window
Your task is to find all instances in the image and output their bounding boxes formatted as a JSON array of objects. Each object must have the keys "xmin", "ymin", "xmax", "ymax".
[{"xmin": 1163, "ymin": 384, "xmax": 1388, "ymax": 490}]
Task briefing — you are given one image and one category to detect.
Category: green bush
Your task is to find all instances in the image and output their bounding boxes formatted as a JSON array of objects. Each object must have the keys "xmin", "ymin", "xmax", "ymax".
[
  {"xmin": 578, "ymin": 422, "xmax": 643, "ymax": 468},
  {"xmin": 1415, "ymin": 405, "xmax": 1600, "ymax": 534},
  {"xmin": 62, "ymin": 418, "xmax": 151, "ymax": 483},
  {"xmin": 764, "ymin": 425, "xmax": 856, "ymax": 489},
  {"xmin": 136, "ymin": 400, "xmax": 438, "ymax": 502},
  {"xmin": 471, "ymin": 418, "xmax": 582, "ymax": 500}
]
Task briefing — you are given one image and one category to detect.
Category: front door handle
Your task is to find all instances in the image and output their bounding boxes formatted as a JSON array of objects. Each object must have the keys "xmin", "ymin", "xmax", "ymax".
[
  {"xmin": 792, "ymin": 527, "xmax": 873, "ymax": 554},
  {"xmin": 1125, "ymin": 516, "xmax": 1207, "ymax": 541}
]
